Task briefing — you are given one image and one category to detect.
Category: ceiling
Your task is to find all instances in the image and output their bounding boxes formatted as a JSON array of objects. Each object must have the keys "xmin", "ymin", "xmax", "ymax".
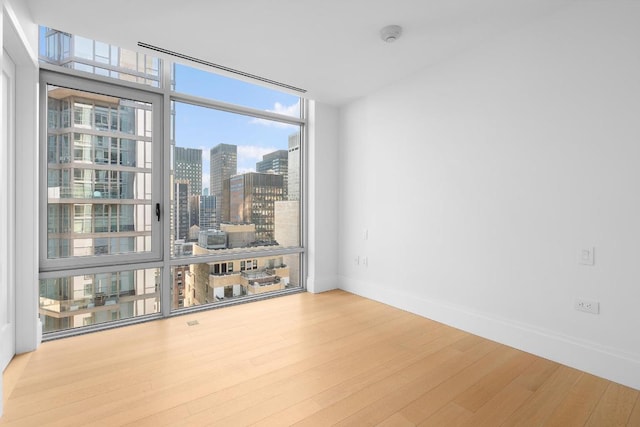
[{"xmin": 27, "ymin": 0, "xmax": 577, "ymax": 105}]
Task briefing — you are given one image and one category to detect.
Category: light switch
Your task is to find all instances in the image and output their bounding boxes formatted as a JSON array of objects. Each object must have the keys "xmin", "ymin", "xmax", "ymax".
[{"xmin": 579, "ymin": 247, "xmax": 595, "ymax": 266}]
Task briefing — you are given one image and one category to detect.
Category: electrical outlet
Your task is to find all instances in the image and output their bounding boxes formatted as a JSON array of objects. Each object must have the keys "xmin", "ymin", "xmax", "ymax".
[
  {"xmin": 579, "ymin": 247, "xmax": 595, "ymax": 265},
  {"xmin": 575, "ymin": 298, "xmax": 599, "ymax": 314}
]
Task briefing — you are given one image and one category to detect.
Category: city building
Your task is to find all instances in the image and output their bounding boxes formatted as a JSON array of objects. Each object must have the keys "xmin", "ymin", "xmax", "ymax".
[
  {"xmin": 191, "ymin": 244, "xmax": 289, "ymax": 305},
  {"xmin": 209, "ymin": 143, "xmax": 237, "ymax": 225},
  {"xmin": 174, "ymin": 147, "xmax": 202, "ymax": 197},
  {"xmin": 256, "ymin": 149, "xmax": 288, "ymax": 198},
  {"xmin": 172, "ymin": 264, "xmax": 189, "ymax": 308},
  {"xmin": 287, "ymin": 132, "xmax": 300, "ymax": 201},
  {"xmin": 197, "ymin": 229, "xmax": 227, "ymax": 250},
  {"xmin": 199, "ymin": 195, "xmax": 216, "ymax": 231},
  {"xmin": 188, "ymin": 194, "xmax": 200, "ymax": 228},
  {"xmin": 220, "ymin": 223, "xmax": 256, "ymax": 248},
  {"xmin": 223, "ymin": 172, "xmax": 285, "ymax": 242},
  {"xmin": 275, "ymin": 200, "xmax": 300, "ymax": 286},
  {"xmin": 174, "ymin": 181, "xmax": 190, "ymax": 241},
  {"xmin": 40, "ymin": 86, "xmax": 158, "ymax": 332}
]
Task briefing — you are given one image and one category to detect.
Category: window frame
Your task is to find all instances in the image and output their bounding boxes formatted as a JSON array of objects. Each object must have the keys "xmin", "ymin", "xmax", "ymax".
[
  {"xmin": 38, "ymin": 38, "xmax": 308, "ymax": 337},
  {"xmin": 39, "ymin": 69, "xmax": 164, "ymax": 272}
]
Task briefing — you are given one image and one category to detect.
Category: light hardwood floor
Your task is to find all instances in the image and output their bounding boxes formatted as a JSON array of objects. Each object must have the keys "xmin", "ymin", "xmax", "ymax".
[{"xmin": 2, "ymin": 290, "xmax": 639, "ymax": 426}]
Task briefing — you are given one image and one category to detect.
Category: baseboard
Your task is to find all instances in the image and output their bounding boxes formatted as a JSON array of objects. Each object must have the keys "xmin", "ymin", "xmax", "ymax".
[
  {"xmin": 307, "ymin": 275, "xmax": 339, "ymax": 294},
  {"xmin": 339, "ymin": 275, "xmax": 640, "ymax": 391}
]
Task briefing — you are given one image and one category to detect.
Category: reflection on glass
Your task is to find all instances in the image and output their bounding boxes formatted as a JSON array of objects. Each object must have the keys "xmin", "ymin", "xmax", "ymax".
[
  {"xmin": 46, "ymin": 85, "xmax": 153, "ymax": 259},
  {"xmin": 39, "ymin": 268, "xmax": 160, "ymax": 333},
  {"xmin": 39, "ymin": 28, "xmax": 161, "ymax": 88},
  {"xmin": 171, "ymin": 254, "xmax": 300, "ymax": 309},
  {"xmin": 170, "ymin": 102, "xmax": 301, "ymax": 259}
]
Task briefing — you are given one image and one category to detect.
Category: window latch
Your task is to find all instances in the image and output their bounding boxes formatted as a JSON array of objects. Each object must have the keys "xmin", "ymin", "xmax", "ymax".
[{"xmin": 155, "ymin": 203, "xmax": 160, "ymax": 221}]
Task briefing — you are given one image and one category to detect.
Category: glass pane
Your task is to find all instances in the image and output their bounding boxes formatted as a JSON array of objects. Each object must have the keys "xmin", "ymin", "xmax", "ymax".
[
  {"xmin": 171, "ymin": 102, "xmax": 301, "ymax": 259},
  {"xmin": 39, "ymin": 268, "xmax": 160, "ymax": 334},
  {"xmin": 171, "ymin": 254, "xmax": 300, "ymax": 309},
  {"xmin": 39, "ymin": 28, "xmax": 162, "ymax": 88},
  {"xmin": 173, "ymin": 63, "xmax": 300, "ymax": 118},
  {"xmin": 46, "ymin": 84, "xmax": 154, "ymax": 260}
]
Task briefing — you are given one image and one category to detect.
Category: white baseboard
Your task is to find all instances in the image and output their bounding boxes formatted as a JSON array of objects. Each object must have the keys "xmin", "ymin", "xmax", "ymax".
[
  {"xmin": 339, "ymin": 275, "xmax": 640, "ymax": 391},
  {"xmin": 307, "ymin": 275, "xmax": 339, "ymax": 294}
]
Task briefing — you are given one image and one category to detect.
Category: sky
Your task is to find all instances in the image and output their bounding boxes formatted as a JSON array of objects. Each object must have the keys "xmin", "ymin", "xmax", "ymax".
[{"xmin": 172, "ymin": 64, "xmax": 300, "ymax": 191}]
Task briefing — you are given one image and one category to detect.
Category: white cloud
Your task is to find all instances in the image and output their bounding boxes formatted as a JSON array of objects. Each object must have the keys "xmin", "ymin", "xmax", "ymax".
[
  {"xmin": 237, "ymin": 145, "xmax": 278, "ymax": 164},
  {"xmin": 250, "ymin": 100, "xmax": 300, "ymax": 129},
  {"xmin": 237, "ymin": 167, "xmax": 256, "ymax": 175},
  {"xmin": 268, "ymin": 101, "xmax": 300, "ymax": 117}
]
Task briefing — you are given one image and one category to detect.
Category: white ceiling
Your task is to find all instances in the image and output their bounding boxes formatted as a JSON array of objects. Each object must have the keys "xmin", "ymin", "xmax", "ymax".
[{"xmin": 27, "ymin": 0, "xmax": 577, "ymax": 105}]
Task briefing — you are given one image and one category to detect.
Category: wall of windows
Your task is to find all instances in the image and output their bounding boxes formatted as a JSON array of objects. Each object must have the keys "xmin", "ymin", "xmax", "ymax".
[{"xmin": 38, "ymin": 28, "xmax": 306, "ymax": 336}]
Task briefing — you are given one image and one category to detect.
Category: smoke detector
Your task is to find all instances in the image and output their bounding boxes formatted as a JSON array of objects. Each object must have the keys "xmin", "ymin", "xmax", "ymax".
[{"xmin": 380, "ymin": 25, "xmax": 402, "ymax": 43}]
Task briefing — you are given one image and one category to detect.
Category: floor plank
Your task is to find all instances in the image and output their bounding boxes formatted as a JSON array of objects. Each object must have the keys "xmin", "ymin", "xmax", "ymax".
[{"xmin": 0, "ymin": 290, "xmax": 636, "ymax": 427}]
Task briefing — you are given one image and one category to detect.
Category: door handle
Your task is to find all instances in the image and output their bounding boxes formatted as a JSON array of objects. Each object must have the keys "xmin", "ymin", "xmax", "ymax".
[{"xmin": 155, "ymin": 203, "xmax": 160, "ymax": 221}]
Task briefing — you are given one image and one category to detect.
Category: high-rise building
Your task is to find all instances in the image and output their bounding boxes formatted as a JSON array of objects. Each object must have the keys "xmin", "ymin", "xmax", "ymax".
[
  {"xmin": 256, "ymin": 149, "xmax": 288, "ymax": 198},
  {"xmin": 174, "ymin": 147, "xmax": 202, "ymax": 196},
  {"xmin": 46, "ymin": 88, "xmax": 145, "ymax": 259},
  {"xmin": 210, "ymin": 143, "xmax": 237, "ymax": 226},
  {"xmin": 223, "ymin": 172, "xmax": 285, "ymax": 242},
  {"xmin": 42, "ymin": 86, "xmax": 158, "ymax": 332},
  {"xmin": 189, "ymin": 195, "xmax": 200, "ymax": 228},
  {"xmin": 288, "ymin": 132, "xmax": 300, "ymax": 201},
  {"xmin": 199, "ymin": 195, "xmax": 217, "ymax": 231},
  {"xmin": 174, "ymin": 181, "xmax": 190, "ymax": 241}
]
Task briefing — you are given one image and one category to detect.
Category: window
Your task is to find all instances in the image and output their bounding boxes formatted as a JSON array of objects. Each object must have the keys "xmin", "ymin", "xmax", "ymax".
[
  {"xmin": 40, "ymin": 71, "xmax": 162, "ymax": 271},
  {"xmin": 39, "ymin": 28, "xmax": 305, "ymax": 335}
]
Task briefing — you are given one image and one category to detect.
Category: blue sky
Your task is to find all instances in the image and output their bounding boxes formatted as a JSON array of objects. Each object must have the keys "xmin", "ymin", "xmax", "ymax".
[{"xmin": 173, "ymin": 64, "xmax": 300, "ymax": 191}]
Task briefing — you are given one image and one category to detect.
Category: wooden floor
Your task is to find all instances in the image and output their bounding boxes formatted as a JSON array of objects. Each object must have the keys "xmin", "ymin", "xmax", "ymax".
[{"xmin": 2, "ymin": 290, "xmax": 639, "ymax": 426}]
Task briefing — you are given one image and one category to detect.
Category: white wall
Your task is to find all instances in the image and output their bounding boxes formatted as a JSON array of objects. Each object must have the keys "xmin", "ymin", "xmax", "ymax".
[
  {"xmin": 307, "ymin": 100, "xmax": 339, "ymax": 293},
  {"xmin": 2, "ymin": 0, "xmax": 39, "ymax": 354},
  {"xmin": 1, "ymin": 0, "xmax": 38, "ymax": 417},
  {"xmin": 338, "ymin": 1, "xmax": 640, "ymax": 390}
]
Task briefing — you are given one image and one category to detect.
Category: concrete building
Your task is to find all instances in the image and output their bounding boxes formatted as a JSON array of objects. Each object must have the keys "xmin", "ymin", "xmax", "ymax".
[{"xmin": 191, "ymin": 244, "xmax": 289, "ymax": 305}]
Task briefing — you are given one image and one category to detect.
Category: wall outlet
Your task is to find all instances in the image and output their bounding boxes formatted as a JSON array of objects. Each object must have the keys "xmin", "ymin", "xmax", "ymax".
[
  {"xmin": 579, "ymin": 247, "xmax": 595, "ymax": 265},
  {"xmin": 575, "ymin": 298, "xmax": 599, "ymax": 314}
]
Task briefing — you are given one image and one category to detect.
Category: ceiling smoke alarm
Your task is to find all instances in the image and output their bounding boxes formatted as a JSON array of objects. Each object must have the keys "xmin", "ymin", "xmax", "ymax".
[{"xmin": 380, "ymin": 25, "xmax": 403, "ymax": 43}]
